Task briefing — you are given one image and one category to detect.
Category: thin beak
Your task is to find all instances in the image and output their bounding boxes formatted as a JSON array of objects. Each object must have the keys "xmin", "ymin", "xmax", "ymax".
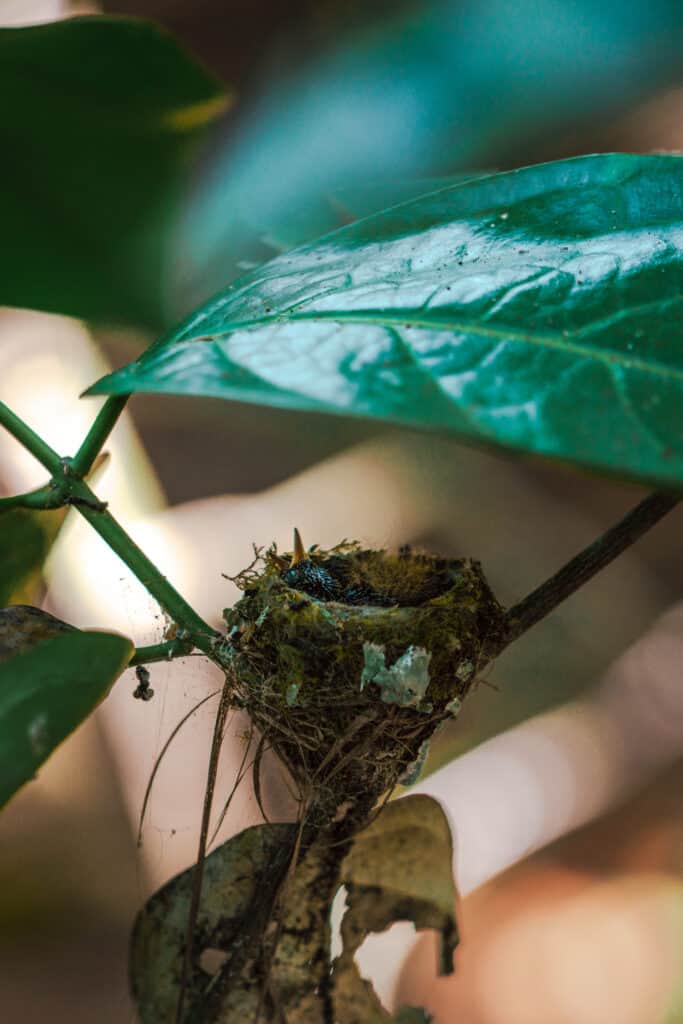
[{"xmin": 290, "ymin": 527, "xmax": 306, "ymax": 566}]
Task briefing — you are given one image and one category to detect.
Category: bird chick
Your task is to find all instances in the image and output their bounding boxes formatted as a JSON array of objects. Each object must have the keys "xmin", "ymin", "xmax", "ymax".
[{"xmin": 278, "ymin": 530, "xmax": 450, "ymax": 607}]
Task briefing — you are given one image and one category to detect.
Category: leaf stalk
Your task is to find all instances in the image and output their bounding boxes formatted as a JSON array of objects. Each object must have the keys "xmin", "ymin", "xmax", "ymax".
[
  {"xmin": 71, "ymin": 394, "xmax": 129, "ymax": 477},
  {"xmin": 130, "ymin": 638, "xmax": 197, "ymax": 666}
]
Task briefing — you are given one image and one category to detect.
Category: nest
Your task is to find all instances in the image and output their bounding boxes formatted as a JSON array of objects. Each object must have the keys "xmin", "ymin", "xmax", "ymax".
[{"xmin": 217, "ymin": 539, "xmax": 506, "ymax": 823}]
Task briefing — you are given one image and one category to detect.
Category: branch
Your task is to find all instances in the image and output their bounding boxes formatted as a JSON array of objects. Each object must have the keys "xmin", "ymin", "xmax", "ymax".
[
  {"xmin": 0, "ymin": 399, "xmax": 62, "ymax": 475},
  {"xmin": 130, "ymin": 638, "xmax": 196, "ymax": 666},
  {"xmin": 70, "ymin": 395, "xmax": 129, "ymax": 477},
  {"xmin": 500, "ymin": 489, "xmax": 680, "ymax": 652},
  {"xmin": 0, "ymin": 399, "xmax": 219, "ymax": 655},
  {"xmin": 68, "ymin": 476, "xmax": 219, "ymax": 653}
]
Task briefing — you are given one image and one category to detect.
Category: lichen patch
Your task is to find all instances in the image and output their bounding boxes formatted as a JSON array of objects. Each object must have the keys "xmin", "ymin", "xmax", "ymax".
[{"xmin": 360, "ymin": 642, "xmax": 432, "ymax": 710}]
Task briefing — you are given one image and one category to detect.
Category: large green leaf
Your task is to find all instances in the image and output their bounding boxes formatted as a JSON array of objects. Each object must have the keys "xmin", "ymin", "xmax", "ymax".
[
  {"xmin": 0, "ymin": 15, "xmax": 227, "ymax": 328},
  {"xmin": 177, "ymin": 0, "xmax": 683, "ymax": 307},
  {"xmin": 0, "ymin": 609, "xmax": 133, "ymax": 807},
  {"xmin": 91, "ymin": 153, "xmax": 683, "ymax": 489},
  {"xmin": 213, "ymin": 175, "xmax": 484, "ymax": 286}
]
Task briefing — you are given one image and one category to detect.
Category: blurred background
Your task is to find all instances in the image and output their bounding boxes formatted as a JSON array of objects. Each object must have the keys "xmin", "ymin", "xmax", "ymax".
[{"xmin": 1, "ymin": 0, "xmax": 683, "ymax": 1021}]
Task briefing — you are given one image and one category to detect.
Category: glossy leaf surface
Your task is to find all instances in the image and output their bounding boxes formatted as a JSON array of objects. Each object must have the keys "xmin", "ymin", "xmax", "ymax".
[
  {"xmin": 217, "ymin": 175, "xmax": 482, "ymax": 287},
  {"xmin": 0, "ymin": 16, "xmax": 227, "ymax": 327},
  {"xmin": 93, "ymin": 154, "xmax": 683, "ymax": 489},
  {"xmin": 0, "ymin": 616, "xmax": 132, "ymax": 806}
]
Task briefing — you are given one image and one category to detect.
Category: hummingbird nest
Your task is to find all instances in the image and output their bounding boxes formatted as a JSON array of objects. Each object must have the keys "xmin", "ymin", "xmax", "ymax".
[{"xmin": 218, "ymin": 534, "xmax": 506, "ymax": 822}]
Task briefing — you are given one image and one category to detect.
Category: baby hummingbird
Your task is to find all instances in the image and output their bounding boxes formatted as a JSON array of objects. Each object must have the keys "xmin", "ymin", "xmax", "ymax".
[{"xmin": 279, "ymin": 529, "xmax": 396, "ymax": 606}]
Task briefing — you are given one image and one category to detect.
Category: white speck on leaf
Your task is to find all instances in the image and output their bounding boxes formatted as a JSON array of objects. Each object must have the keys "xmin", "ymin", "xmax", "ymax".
[
  {"xmin": 286, "ymin": 683, "xmax": 300, "ymax": 706},
  {"xmin": 28, "ymin": 713, "xmax": 49, "ymax": 757}
]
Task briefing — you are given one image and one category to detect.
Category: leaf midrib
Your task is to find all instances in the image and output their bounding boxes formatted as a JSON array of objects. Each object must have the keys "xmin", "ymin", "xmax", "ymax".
[{"xmin": 179, "ymin": 293, "xmax": 683, "ymax": 386}]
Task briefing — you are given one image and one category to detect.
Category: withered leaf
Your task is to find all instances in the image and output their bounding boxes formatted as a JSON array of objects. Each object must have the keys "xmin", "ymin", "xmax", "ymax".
[
  {"xmin": 0, "ymin": 605, "xmax": 75, "ymax": 663},
  {"xmin": 333, "ymin": 793, "xmax": 457, "ymax": 1023},
  {"xmin": 131, "ymin": 821, "xmax": 297, "ymax": 1023}
]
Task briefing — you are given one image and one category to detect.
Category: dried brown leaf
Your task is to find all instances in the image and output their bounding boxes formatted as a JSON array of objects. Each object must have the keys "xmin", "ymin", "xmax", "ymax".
[
  {"xmin": 131, "ymin": 821, "xmax": 296, "ymax": 1023},
  {"xmin": 332, "ymin": 793, "xmax": 457, "ymax": 1023}
]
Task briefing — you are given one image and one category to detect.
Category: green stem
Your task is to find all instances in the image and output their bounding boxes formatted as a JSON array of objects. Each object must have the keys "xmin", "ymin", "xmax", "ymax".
[
  {"xmin": 130, "ymin": 639, "xmax": 196, "ymax": 666},
  {"xmin": 0, "ymin": 398, "xmax": 219, "ymax": 655},
  {"xmin": 0, "ymin": 484, "xmax": 63, "ymax": 511},
  {"xmin": 0, "ymin": 400, "xmax": 62, "ymax": 475},
  {"xmin": 71, "ymin": 395, "xmax": 129, "ymax": 477},
  {"xmin": 70, "ymin": 476, "xmax": 218, "ymax": 651}
]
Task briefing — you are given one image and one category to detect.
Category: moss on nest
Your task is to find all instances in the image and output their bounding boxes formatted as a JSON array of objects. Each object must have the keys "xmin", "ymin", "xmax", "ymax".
[{"xmin": 218, "ymin": 540, "xmax": 505, "ymax": 818}]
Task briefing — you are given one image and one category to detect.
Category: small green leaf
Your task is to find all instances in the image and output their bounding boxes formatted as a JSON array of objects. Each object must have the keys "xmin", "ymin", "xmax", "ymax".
[
  {"xmin": 0, "ymin": 507, "xmax": 68, "ymax": 605},
  {"xmin": 1, "ymin": 455, "xmax": 108, "ymax": 605},
  {"xmin": 333, "ymin": 793, "xmax": 456, "ymax": 1022},
  {"xmin": 0, "ymin": 15, "xmax": 228, "ymax": 328},
  {"xmin": 0, "ymin": 611, "xmax": 133, "ymax": 807},
  {"xmin": 131, "ymin": 822, "xmax": 296, "ymax": 1023},
  {"xmin": 92, "ymin": 153, "xmax": 683, "ymax": 489}
]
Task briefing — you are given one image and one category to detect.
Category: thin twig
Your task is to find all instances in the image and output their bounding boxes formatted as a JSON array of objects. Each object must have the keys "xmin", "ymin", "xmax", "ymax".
[
  {"xmin": 137, "ymin": 689, "xmax": 221, "ymax": 847},
  {"xmin": 0, "ymin": 399, "xmax": 62, "ymax": 474},
  {"xmin": 175, "ymin": 675, "xmax": 233, "ymax": 1024},
  {"xmin": 130, "ymin": 639, "xmax": 195, "ymax": 667},
  {"xmin": 0, "ymin": 398, "xmax": 219, "ymax": 651},
  {"xmin": 208, "ymin": 721, "xmax": 256, "ymax": 848},
  {"xmin": 70, "ymin": 395, "xmax": 128, "ymax": 477},
  {"xmin": 254, "ymin": 796, "xmax": 311, "ymax": 1024},
  {"xmin": 498, "ymin": 489, "xmax": 680, "ymax": 655},
  {"xmin": 252, "ymin": 733, "xmax": 270, "ymax": 824}
]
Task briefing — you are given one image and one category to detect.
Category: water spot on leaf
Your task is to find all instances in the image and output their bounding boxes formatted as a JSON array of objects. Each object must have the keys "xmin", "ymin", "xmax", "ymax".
[{"xmin": 28, "ymin": 712, "xmax": 49, "ymax": 757}]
